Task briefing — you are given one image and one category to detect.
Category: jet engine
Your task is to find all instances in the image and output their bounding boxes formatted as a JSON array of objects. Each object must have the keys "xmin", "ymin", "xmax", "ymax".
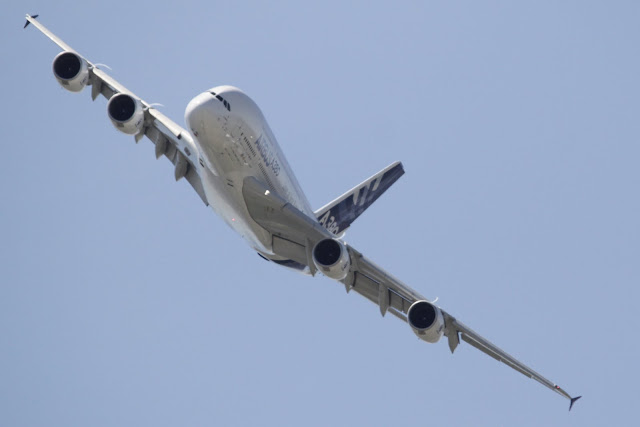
[
  {"xmin": 312, "ymin": 238, "xmax": 351, "ymax": 280},
  {"xmin": 107, "ymin": 93, "xmax": 144, "ymax": 135},
  {"xmin": 52, "ymin": 51, "xmax": 89, "ymax": 92},
  {"xmin": 407, "ymin": 300, "xmax": 445, "ymax": 343}
]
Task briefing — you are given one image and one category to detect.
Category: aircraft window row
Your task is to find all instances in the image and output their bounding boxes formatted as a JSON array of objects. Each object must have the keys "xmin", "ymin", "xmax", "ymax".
[{"xmin": 209, "ymin": 91, "xmax": 231, "ymax": 112}]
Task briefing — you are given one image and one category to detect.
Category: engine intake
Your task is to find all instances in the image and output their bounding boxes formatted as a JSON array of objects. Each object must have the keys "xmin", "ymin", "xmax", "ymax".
[
  {"xmin": 312, "ymin": 238, "xmax": 350, "ymax": 280},
  {"xmin": 407, "ymin": 300, "xmax": 445, "ymax": 343},
  {"xmin": 52, "ymin": 51, "xmax": 89, "ymax": 92},
  {"xmin": 107, "ymin": 93, "xmax": 144, "ymax": 135}
]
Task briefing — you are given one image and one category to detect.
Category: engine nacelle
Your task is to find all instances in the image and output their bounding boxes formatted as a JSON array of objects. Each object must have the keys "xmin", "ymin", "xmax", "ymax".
[
  {"xmin": 407, "ymin": 300, "xmax": 445, "ymax": 343},
  {"xmin": 107, "ymin": 93, "xmax": 145, "ymax": 135},
  {"xmin": 312, "ymin": 238, "xmax": 351, "ymax": 280},
  {"xmin": 52, "ymin": 51, "xmax": 89, "ymax": 92}
]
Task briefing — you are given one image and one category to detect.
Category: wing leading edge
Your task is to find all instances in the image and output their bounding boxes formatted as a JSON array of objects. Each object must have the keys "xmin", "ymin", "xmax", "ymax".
[
  {"xmin": 24, "ymin": 14, "xmax": 208, "ymax": 206},
  {"xmin": 241, "ymin": 176, "xmax": 580, "ymax": 410}
]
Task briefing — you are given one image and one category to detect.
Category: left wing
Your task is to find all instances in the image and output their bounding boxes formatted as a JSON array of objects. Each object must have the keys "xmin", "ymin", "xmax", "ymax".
[
  {"xmin": 242, "ymin": 176, "xmax": 581, "ymax": 410},
  {"xmin": 24, "ymin": 14, "xmax": 209, "ymax": 206}
]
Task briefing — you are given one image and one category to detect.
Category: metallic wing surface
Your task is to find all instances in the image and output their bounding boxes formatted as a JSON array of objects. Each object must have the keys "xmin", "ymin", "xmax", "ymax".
[
  {"xmin": 24, "ymin": 14, "xmax": 208, "ymax": 206},
  {"xmin": 242, "ymin": 177, "xmax": 581, "ymax": 410}
]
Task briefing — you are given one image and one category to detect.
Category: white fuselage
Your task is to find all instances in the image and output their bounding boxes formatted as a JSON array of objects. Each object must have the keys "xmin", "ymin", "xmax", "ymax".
[{"xmin": 185, "ymin": 86, "xmax": 314, "ymax": 258}]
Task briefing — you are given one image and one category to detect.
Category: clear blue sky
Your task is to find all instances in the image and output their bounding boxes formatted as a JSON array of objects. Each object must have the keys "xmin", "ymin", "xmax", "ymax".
[{"xmin": 2, "ymin": 1, "xmax": 638, "ymax": 426}]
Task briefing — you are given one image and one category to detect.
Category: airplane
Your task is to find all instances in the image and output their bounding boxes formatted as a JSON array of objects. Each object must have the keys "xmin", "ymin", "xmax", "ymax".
[{"xmin": 24, "ymin": 14, "xmax": 580, "ymax": 410}]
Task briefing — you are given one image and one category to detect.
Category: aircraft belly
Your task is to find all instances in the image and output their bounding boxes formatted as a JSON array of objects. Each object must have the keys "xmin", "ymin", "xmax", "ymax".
[{"xmin": 185, "ymin": 89, "xmax": 313, "ymax": 255}]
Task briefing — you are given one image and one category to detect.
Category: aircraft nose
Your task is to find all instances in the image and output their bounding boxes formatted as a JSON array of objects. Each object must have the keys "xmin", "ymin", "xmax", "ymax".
[{"xmin": 185, "ymin": 91, "xmax": 219, "ymax": 136}]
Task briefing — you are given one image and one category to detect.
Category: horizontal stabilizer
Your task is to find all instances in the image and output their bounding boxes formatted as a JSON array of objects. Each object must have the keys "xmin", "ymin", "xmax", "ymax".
[{"xmin": 314, "ymin": 161, "xmax": 404, "ymax": 235}]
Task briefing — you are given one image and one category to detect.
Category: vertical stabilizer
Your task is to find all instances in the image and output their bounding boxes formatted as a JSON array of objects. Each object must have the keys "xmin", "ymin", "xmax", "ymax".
[{"xmin": 314, "ymin": 161, "xmax": 404, "ymax": 235}]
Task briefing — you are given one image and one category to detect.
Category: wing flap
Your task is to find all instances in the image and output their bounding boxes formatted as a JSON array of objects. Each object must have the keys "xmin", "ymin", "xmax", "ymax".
[
  {"xmin": 91, "ymin": 67, "xmax": 133, "ymax": 100},
  {"xmin": 445, "ymin": 314, "xmax": 578, "ymax": 405},
  {"xmin": 460, "ymin": 333, "xmax": 502, "ymax": 362},
  {"xmin": 144, "ymin": 119, "xmax": 208, "ymax": 204},
  {"xmin": 345, "ymin": 270, "xmax": 409, "ymax": 316},
  {"xmin": 460, "ymin": 333, "xmax": 534, "ymax": 378},
  {"xmin": 347, "ymin": 247, "xmax": 427, "ymax": 305}
]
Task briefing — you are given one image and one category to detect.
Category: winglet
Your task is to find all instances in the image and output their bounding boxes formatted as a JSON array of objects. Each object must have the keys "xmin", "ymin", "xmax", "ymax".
[
  {"xmin": 569, "ymin": 395, "xmax": 582, "ymax": 411},
  {"xmin": 24, "ymin": 14, "xmax": 38, "ymax": 29}
]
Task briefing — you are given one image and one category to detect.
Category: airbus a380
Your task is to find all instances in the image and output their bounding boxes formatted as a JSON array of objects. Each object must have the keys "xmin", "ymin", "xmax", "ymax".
[{"xmin": 24, "ymin": 14, "xmax": 580, "ymax": 410}]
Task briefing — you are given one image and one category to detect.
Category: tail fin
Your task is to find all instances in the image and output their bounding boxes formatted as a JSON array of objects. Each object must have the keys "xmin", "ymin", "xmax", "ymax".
[{"xmin": 314, "ymin": 161, "xmax": 404, "ymax": 235}]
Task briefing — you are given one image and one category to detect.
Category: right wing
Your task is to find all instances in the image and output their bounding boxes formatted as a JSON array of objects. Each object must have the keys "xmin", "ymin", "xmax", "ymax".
[
  {"xmin": 24, "ymin": 14, "xmax": 209, "ymax": 206},
  {"xmin": 242, "ymin": 176, "xmax": 581, "ymax": 410},
  {"xmin": 344, "ymin": 247, "xmax": 581, "ymax": 409}
]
